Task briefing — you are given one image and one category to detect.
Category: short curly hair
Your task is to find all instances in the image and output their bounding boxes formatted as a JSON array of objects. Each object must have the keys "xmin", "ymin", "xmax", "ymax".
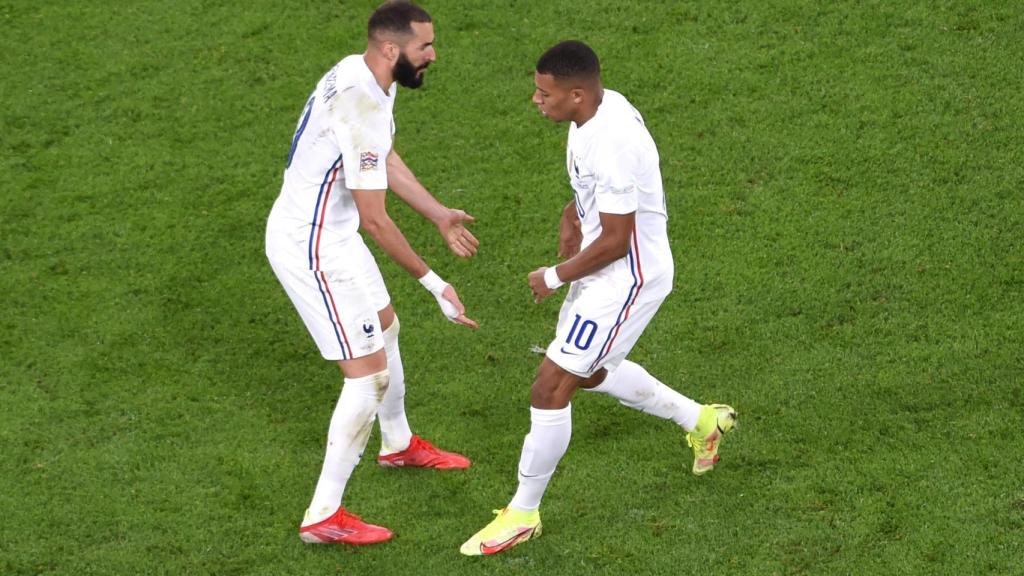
[
  {"xmin": 368, "ymin": 1, "xmax": 432, "ymax": 39},
  {"xmin": 536, "ymin": 40, "xmax": 600, "ymax": 82}
]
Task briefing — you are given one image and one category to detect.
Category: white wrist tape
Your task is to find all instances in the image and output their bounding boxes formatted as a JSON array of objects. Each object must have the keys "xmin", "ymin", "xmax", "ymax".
[
  {"xmin": 544, "ymin": 266, "xmax": 564, "ymax": 290},
  {"xmin": 418, "ymin": 270, "xmax": 458, "ymax": 321},
  {"xmin": 418, "ymin": 270, "xmax": 447, "ymax": 293}
]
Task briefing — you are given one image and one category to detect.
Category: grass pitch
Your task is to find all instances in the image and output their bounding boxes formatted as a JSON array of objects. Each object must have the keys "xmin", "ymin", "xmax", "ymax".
[{"xmin": 2, "ymin": 1, "xmax": 1022, "ymax": 574}]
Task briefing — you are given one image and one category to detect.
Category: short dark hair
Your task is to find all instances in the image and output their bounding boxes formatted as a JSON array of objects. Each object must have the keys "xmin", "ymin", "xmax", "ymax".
[
  {"xmin": 536, "ymin": 40, "xmax": 600, "ymax": 82},
  {"xmin": 368, "ymin": 1, "xmax": 432, "ymax": 39}
]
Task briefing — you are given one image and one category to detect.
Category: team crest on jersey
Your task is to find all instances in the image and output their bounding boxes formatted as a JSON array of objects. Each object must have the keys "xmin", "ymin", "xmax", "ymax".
[
  {"xmin": 359, "ymin": 151, "xmax": 379, "ymax": 172},
  {"xmin": 361, "ymin": 318, "xmax": 376, "ymax": 339}
]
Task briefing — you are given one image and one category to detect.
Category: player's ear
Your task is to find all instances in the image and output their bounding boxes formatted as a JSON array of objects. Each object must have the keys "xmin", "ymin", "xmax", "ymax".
[
  {"xmin": 570, "ymin": 88, "xmax": 584, "ymax": 104},
  {"xmin": 382, "ymin": 38, "xmax": 400, "ymax": 62}
]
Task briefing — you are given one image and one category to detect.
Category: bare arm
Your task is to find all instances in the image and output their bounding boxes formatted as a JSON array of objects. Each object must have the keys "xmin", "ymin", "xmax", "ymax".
[
  {"xmin": 385, "ymin": 149, "xmax": 445, "ymax": 222},
  {"xmin": 528, "ymin": 211, "xmax": 634, "ymax": 303},
  {"xmin": 386, "ymin": 149, "xmax": 479, "ymax": 258},
  {"xmin": 353, "ymin": 188, "xmax": 478, "ymax": 328},
  {"xmin": 558, "ymin": 200, "xmax": 583, "ymax": 259},
  {"xmin": 353, "ymin": 188, "xmax": 430, "ymax": 279}
]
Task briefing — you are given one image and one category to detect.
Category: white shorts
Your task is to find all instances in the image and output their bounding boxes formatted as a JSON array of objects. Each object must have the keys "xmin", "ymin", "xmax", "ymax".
[
  {"xmin": 267, "ymin": 238, "xmax": 390, "ymax": 361},
  {"xmin": 545, "ymin": 279, "xmax": 667, "ymax": 378}
]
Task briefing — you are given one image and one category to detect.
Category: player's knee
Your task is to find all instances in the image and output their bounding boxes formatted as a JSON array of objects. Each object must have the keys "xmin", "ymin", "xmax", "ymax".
[
  {"xmin": 530, "ymin": 360, "xmax": 581, "ymax": 408},
  {"xmin": 368, "ymin": 369, "xmax": 390, "ymax": 400},
  {"xmin": 579, "ymin": 368, "xmax": 608, "ymax": 390},
  {"xmin": 383, "ymin": 315, "xmax": 400, "ymax": 351},
  {"xmin": 378, "ymin": 306, "xmax": 397, "ymax": 333},
  {"xmin": 338, "ymin": 348, "xmax": 389, "ymax": 380},
  {"xmin": 383, "ymin": 314, "xmax": 399, "ymax": 335},
  {"xmin": 530, "ymin": 385, "xmax": 571, "ymax": 409},
  {"xmin": 342, "ymin": 368, "xmax": 390, "ymax": 402}
]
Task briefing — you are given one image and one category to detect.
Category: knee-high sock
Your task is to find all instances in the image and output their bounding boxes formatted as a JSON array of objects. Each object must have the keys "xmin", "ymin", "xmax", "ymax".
[
  {"xmin": 305, "ymin": 370, "xmax": 389, "ymax": 525},
  {"xmin": 588, "ymin": 360, "xmax": 702, "ymax": 431},
  {"xmin": 378, "ymin": 318, "xmax": 413, "ymax": 454},
  {"xmin": 509, "ymin": 405, "xmax": 572, "ymax": 511}
]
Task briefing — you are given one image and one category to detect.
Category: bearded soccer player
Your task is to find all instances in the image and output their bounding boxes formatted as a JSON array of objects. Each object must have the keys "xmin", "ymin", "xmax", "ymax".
[
  {"xmin": 461, "ymin": 40, "xmax": 738, "ymax": 555},
  {"xmin": 266, "ymin": 1, "xmax": 479, "ymax": 545}
]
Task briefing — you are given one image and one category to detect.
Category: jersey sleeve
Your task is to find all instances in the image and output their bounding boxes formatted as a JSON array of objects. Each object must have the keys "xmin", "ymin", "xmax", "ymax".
[
  {"xmin": 593, "ymin": 142, "xmax": 641, "ymax": 215},
  {"xmin": 329, "ymin": 86, "xmax": 392, "ymax": 191}
]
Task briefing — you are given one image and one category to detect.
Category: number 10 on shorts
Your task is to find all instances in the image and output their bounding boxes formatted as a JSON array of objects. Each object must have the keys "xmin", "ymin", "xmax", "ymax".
[{"xmin": 566, "ymin": 314, "xmax": 598, "ymax": 351}]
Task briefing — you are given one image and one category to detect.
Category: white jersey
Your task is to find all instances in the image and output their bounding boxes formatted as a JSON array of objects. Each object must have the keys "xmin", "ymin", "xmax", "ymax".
[
  {"xmin": 266, "ymin": 54, "xmax": 396, "ymax": 270},
  {"xmin": 566, "ymin": 89, "xmax": 673, "ymax": 300}
]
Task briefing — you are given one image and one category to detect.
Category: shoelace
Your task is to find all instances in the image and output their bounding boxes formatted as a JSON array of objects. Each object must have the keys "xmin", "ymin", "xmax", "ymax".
[
  {"xmin": 416, "ymin": 438, "xmax": 440, "ymax": 454},
  {"xmin": 413, "ymin": 437, "xmax": 450, "ymax": 464}
]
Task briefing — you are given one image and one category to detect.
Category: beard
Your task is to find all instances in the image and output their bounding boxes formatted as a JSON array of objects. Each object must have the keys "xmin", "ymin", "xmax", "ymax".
[{"xmin": 393, "ymin": 52, "xmax": 428, "ymax": 89}]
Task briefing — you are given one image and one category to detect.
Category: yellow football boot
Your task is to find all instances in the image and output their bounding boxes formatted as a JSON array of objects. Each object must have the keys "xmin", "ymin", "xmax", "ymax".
[
  {"xmin": 460, "ymin": 507, "xmax": 542, "ymax": 556},
  {"xmin": 686, "ymin": 404, "xmax": 738, "ymax": 475}
]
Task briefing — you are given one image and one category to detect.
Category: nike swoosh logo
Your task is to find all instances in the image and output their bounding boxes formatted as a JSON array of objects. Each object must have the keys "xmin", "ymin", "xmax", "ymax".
[
  {"xmin": 480, "ymin": 527, "xmax": 536, "ymax": 555},
  {"xmin": 559, "ymin": 347, "xmax": 578, "ymax": 356}
]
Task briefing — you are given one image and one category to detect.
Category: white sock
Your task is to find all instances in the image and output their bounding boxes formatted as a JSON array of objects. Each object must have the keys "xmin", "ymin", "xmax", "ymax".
[
  {"xmin": 304, "ymin": 370, "xmax": 389, "ymax": 525},
  {"xmin": 378, "ymin": 318, "xmax": 413, "ymax": 454},
  {"xmin": 588, "ymin": 360, "xmax": 702, "ymax": 431},
  {"xmin": 509, "ymin": 405, "xmax": 572, "ymax": 511}
]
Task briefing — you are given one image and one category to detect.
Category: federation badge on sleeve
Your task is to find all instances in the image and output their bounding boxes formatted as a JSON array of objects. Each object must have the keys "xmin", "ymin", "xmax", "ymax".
[{"xmin": 359, "ymin": 151, "xmax": 379, "ymax": 172}]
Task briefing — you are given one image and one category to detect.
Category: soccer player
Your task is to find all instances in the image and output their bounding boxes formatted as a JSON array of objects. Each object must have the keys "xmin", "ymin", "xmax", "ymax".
[
  {"xmin": 460, "ymin": 40, "xmax": 738, "ymax": 556},
  {"xmin": 265, "ymin": 1, "xmax": 479, "ymax": 545}
]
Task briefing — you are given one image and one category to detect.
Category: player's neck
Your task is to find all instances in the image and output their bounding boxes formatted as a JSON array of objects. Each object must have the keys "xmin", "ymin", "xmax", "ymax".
[
  {"xmin": 573, "ymin": 87, "xmax": 604, "ymax": 127},
  {"xmin": 362, "ymin": 52, "xmax": 394, "ymax": 95}
]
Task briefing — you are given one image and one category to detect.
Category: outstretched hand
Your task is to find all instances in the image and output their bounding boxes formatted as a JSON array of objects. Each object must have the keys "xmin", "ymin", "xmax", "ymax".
[
  {"xmin": 441, "ymin": 285, "xmax": 479, "ymax": 329},
  {"xmin": 437, "ymin": 208, "xmax": 479, "ymax": 258}
]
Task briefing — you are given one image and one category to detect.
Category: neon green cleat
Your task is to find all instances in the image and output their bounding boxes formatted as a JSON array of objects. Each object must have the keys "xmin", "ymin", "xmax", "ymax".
[
  {"xmin": 460, "ymin": 507, "xmax": 542, "ymax": 556},
  {"xmin": 686, "ymin": 404, "xmax": 738, "ymax": 475}
]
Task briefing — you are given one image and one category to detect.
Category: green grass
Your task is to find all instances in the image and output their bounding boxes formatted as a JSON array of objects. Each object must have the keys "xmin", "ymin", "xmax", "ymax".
[{"xmin": 3, "ymin": 0, "xmax": 1023, "ymax": 574}]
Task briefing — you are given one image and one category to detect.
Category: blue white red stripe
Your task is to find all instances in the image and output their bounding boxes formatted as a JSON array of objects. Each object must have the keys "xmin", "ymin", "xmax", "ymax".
[
  {"xmin": 306, "ymin": 154, "xmax": 351, "ymax": 359},
  {"xmin": 313, "ymin": 270, "xmax": 353, "ymax": 359},
  {"xmin": 589, "ymin": 228, "xmax": 644, "ymax": 372},
  {"xmin": 308, "ymin": 154, "xmax": 344, "ymax": 270}
]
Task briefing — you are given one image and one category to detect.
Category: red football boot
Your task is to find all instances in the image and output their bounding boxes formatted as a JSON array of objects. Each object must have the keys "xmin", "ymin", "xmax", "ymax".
[
  {"xmin": 299, "ymin": 506, "xmax": 393, "ymax": 545},
  {"xmin": 377, "ymin": 435, "xmax": 471, "ymax": 470}
]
